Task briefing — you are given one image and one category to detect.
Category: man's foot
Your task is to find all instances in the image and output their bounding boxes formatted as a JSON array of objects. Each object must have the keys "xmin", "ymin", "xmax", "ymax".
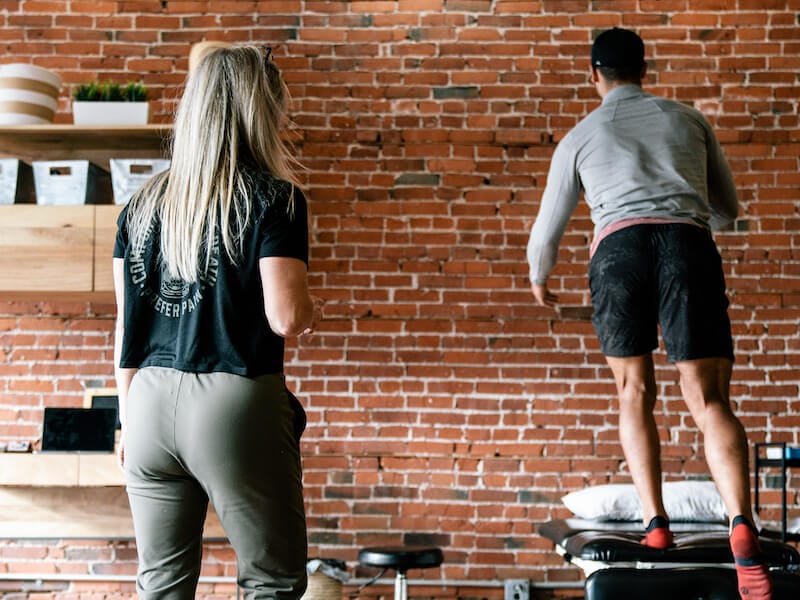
[
  {"xmin": 730, "ymin": 515, "xmax": 772, "ymax": 600},
  {"xmin": 641, "ymin": 515, "xmax": 673, "ymax": 549}
]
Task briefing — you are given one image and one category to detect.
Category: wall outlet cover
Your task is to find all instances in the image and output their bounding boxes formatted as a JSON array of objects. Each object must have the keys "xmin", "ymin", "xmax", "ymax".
[{"xmin": 504, "ymin": 579, "xmax": 530, "ymax": 600}]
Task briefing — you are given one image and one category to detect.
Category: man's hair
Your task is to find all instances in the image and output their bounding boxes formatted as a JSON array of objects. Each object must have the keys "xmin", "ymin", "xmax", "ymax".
[{"xmin": 595, "ymin": 64, "xmax": 644, "ymax": 84}]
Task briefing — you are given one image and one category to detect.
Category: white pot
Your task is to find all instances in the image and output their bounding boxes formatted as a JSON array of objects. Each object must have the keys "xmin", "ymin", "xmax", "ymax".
[
  {"xmin": 0, "ymin": 63, "xmax": 62, "ymax": 124},
  {"xmin": 72, "ymin": 101, "xmax": 149, "ymax": 126}
]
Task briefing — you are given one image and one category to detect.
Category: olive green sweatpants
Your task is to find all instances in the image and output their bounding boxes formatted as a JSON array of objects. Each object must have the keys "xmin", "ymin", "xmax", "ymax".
[{"xmin": 124, "ymin": 367, "xmax": 307, "ymax": 600}]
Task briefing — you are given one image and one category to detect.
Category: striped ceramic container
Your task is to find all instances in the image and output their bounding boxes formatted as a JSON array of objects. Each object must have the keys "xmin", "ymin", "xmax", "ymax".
[{"xmin": 0, "ymin": 63, "xmax": 62, "ymax": 125}]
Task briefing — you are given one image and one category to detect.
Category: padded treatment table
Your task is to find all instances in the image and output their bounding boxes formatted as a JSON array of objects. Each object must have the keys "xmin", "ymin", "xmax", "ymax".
[
  {"xmin": 539, "ymin": 519, "xmax": 800, "ymax": 599},
  {"xmin": 585, "ymin": 567, "xmax": 800, "ymax": 600}
]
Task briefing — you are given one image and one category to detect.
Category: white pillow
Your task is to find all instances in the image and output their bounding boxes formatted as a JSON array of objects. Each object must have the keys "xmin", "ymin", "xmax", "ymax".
[
  {"xmin": 561, "ymin": 481, "xmax": 728, "ymax": 522},
  {"xmin": 788, "ymin": 517, "xmax": 800, "ymax": 534}
]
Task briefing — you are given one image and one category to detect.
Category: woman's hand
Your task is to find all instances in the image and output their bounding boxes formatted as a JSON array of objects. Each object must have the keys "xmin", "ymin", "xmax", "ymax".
[
  {"xmin": 302, "ymin": 295, "xmax": 324, "ymax": 335},
  {"xmin": 116, "ymin": 429, "xmax": 126, "ymax": 471}
]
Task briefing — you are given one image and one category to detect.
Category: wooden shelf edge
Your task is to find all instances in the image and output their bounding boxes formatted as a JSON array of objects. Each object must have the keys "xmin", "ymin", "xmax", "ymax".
[
  {"xmin": 0, "ymin": 291, "xmax": 115, "ymax": 303},
  {"xmin": 0, "ymin": 486, "xmax": 226, "ymax": 539},
  {"xmin": 0, "ymin": 124, "xmax": 172, "ymax": 135},
  {"xmin": 0, "ymin": 453, "xmax": 126, "ymax": 487}
]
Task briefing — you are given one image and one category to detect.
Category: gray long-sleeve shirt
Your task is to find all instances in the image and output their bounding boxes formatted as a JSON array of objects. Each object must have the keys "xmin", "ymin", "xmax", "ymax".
[{"xmin": 527, "ymin": 84, "xmax": 739, "ymax": 285}]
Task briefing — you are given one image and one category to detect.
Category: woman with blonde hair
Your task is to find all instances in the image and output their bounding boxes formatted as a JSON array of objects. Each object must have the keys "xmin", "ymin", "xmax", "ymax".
[{"xmin": 113, "ymin": 45, "xmax": 320, "ymax": 599}]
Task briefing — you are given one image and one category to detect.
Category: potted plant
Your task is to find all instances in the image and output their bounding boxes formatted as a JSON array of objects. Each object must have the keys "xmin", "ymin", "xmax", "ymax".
[{"xmin": 72, "ymin": 81, "xmax": 149, "ymax": 125}]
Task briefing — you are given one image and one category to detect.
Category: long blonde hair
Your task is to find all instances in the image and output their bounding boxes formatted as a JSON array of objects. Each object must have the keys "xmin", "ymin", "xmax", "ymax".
[{"xmin": 127, "ymin": 46, "xmax": 301, "ymax": 282}]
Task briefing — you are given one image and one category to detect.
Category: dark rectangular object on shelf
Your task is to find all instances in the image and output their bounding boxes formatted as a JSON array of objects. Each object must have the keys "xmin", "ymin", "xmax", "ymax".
[
  {"xmin": 89, "ymin": 394, "xmax": 120, "ymax": 430},
  {"xmin": 0, "ymin": 159, "xmax": 35, "ymax": 204},
  {"xmin": 41, "ymin": 407, "xmax": 116, "ymax": 452}
]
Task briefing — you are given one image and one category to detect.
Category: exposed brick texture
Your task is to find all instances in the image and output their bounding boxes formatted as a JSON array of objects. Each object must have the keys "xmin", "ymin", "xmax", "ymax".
[{"xmin": 1, "ymin": 1, "xmax": 799, "ymax": 598}]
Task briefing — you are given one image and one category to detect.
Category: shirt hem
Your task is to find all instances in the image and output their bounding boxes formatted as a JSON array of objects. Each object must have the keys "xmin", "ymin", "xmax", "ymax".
[
  {"xmin": 590, "ymin": 217, "xmax": 706, "ymax": 257},
  {"xmin": 118, "ymin": 358, "xmax": 283, "ymax": 379}
]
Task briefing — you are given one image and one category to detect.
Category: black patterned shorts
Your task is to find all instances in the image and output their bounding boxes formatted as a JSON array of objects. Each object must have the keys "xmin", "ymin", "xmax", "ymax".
[{"xmin": 588, "ymin": 223, "xmax": 734, "ymax": 362}]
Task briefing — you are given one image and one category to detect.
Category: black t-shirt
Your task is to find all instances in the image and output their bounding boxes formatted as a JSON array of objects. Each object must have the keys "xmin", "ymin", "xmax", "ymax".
[{"xmin": 113, "ymin": 170, "xmax": 308, "ymax": 378}]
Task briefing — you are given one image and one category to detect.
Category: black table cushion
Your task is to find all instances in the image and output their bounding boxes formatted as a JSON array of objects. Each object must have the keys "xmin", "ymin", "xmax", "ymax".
[
  {"xmin": 539, "ymin": 519, "xmax": 800, "ymax": 568},
  {"xmin": 585, "ymin": 567, "xmax": 800, "ymax": 600}
]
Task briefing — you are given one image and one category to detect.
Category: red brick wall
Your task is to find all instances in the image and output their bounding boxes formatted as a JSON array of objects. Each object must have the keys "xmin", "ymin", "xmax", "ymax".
[{"xmin": 1, "ymin": 0, "xmax": 799, "ymax": 597}]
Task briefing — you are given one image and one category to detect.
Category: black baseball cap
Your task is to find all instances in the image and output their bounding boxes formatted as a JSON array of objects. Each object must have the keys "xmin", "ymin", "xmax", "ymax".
[{"xmin": 591, "ymin": 28, "xmax": 645, "ymax": 68}]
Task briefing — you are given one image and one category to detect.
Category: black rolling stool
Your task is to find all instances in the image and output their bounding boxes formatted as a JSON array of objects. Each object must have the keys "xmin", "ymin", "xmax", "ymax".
[{"xmin": 358, "ymin": 546, "xmax": 443, "ymax": 600}]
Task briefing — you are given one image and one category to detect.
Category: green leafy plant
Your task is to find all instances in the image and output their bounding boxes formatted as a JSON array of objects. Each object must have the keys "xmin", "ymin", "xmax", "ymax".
[{"xmin": 72, "ymin": 81, "xmax": 147, "ymax": 102}]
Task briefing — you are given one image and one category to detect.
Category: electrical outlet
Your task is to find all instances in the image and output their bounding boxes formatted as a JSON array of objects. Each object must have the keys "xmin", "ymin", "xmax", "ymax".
[{"xmin": 504, "ymin": 579, "xmax": 530, "ymax": 600}]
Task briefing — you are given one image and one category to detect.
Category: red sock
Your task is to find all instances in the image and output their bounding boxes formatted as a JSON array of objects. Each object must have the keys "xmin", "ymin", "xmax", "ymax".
[
  {"xmin": 641, "ymin": 515, "xmax": 673, "ymax": 549},
  {"xmin": 730, "ymin": 515, "xmax": 772, "ymax": 600}
]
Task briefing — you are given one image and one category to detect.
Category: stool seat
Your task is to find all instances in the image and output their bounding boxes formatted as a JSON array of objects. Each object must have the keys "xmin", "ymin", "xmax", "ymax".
[{"xmin": 358, "ymin": 546, "xmax": 443, "ymax": 573}]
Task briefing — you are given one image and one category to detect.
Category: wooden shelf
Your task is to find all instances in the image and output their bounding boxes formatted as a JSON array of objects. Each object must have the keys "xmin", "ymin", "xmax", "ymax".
[
  {"xmin": 0, "ymin": 125, "xmax": 165, "ymax": 293},
  {"xmin": 0, "ymin": 454, "xmax": 227, "ymax": 539},
  {"xmin": 95, "ymin": 205, "xmax": 125, "ymax": 292},
  {"xmin": 0, "ymin": 123, "xmax": 170, "ymax": 135},
  {"xmin": 0, "ymin": 486, "xmax": 136, "ymax": 538},
  {"xmin": 0, "ymin": 123, "xmax": 170, "ymax": 141},
  {"xmin": 0, "ymin": 205, "xmax": 95, "ymax": 292},
  {"xmin": 0, "ymin": 205, "xmax": 124, "ymax": 293},
  {"xmin": 0, "ymin": 124, "xmax": 171, "ymax": 169},
  {"xmin": 0, "ymin": 452, "xmax": 124, "ymax": 486},
  {"xmin": 0, "ymin": 486, "xmax": 226, "ymax": 539}
]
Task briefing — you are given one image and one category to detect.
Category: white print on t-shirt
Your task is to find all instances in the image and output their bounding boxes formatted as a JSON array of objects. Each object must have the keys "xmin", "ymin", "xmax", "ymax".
[{"xmin": 128, "ymin": 223, "xmax": 220, "ymax": 319}]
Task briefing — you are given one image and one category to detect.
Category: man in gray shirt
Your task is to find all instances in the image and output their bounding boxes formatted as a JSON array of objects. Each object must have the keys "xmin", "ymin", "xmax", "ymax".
[{"xmin": 527, "ymin": 28, "xmax": 771, "ymax": 600}]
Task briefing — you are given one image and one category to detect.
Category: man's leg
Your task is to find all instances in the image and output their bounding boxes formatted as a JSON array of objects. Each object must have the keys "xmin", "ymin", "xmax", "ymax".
[
  {"xmin": 588, "ymin": 226, "xmax": 668, "ymax": 544},
  {"xmin": 675, "ymin": 357, "xmax": 771, "ymax": 600},
  {"xmin": 675, "ymin": 357, "xmax": 749, "ymax": 518},
  {"xmin": 605, "ymin": 353, "xmax": 672, "ymax": 547}
]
